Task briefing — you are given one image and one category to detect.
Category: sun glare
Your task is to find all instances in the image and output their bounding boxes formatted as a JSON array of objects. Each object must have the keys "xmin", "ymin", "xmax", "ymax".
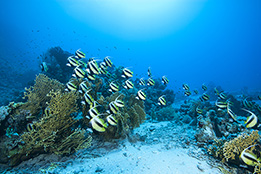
[{"xmin": 57, "ymin": 0, "xmax": 206, "ymax": 40}]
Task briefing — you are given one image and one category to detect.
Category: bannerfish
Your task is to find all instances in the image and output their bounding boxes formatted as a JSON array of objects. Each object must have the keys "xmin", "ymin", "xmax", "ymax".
[
  {"xmin": 40, "ymin": 62, "xmax": 48, "ymax": 72},
  {"xmin": 75, "ymin": 49, "xmax": 86, "ymax": 58}
]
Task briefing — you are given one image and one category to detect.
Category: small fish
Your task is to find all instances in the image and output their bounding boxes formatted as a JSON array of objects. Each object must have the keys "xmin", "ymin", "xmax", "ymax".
[
  {"xmin": 78, "ymin": 60, "xmax": 87, "ymax": 68},
  {"xmin": 227, "ymin": 100, "xmax": 234, "ymax": 107},
  {"xmin": 136, "ymin": 89, "xmax": 146, "ymax": 101},
  {"xmin": 122, "ymin": 67, "xmax": 133, "ymax": 78},
  {"xmin": 200, "ymin": 93, "xmax": 210, "ymax": 101},
  {"xmin": 242, "ymin": 109, "xmax": 258, "ymax": 128},
  {"xmin": 158, "ymin": 95, "xmax": 166, "ymax": 106},
  {"xmin": 106, "ymin": 115, "xmax": 117, "ymax": 126},
  {"xmin": 184, "ymin": 90, "xmax": 191, "ymax": 96},
  {"xmin": 214, "ymin": 87, "xmax": 220, "ymax": 95},
  {"xmin": 72, "ymin": 66, "xmax": 86, "ymax": 78},
  {"xmin": 114, "ymin": 94, "xmax": 124, "ymax": 107},
  {"xmin": 139, "ymin": 78, "xmax": 146, "ymax": 86},
  {"xmin": 40, "ymin": 62, "xmax": 48, "ymax": 72},
  {"xmin": 243, "ymin": 98, "xmax": 254, "ymax": 108},
  {"xmin": 67, "ymin": 56, "xmax": 79, "ymax": 67},
  {"xmin": 219, "ymin": 92, "xmax": 227, "ymax": 100},
  {"xmin": 99, "ymin": 67, "xmax": 107, "ymax": 75},
  {"xmin": 215, "ymin": 100, "xmax": 227, "ymax": 109},
  {"xmin": 104, "ymin": 56, "xmax": 113, "ymax": 67},
  {"xmin": 65, "ymin": 81, "xmax": 77, "ymax": 92},
  {"xmin": 162, "ymin": 76, "xmax": 169, "ymax": 85},
  {"xmin": 182, "ymin": 84, "xmax": 190, "ymax": 90},
  {"xmin": 227, "ymin": 106, "xmax": 237, "ymax": 122},
  {"xmin": 89, "ymin": 116, "xmax": 107, "ymax": 132},
  {"xmin": 108, "ymin": 101, "xmax": 119, "ymax": 114},
  {"xmin": 240, "ymin": 145, "xmax": 260, "ymax": 166},
  {"xmin": 148, "ymin": 67, "xmax": 152, "ymax": 77},
  {"xmin": 75, "ymin": 49, "xmax": 85, "ymax": 58},
  {"xmin": 100, "ymin": 62, "xmax": 107, "ymax": 69},
  {"xmin": 27, "ymin": 123, "xmax": 36, "ymax": 132},
  {"xmin": 87, "ymin": 106, "xmax": 100, "ymax": 119},
  {"xmin": 147, "ymin": 78, "xmax": 155, "ymax": 86},
  {"xmin": 109, "ymin": 82, "xmax": 119, "ymax": 93},
  {"xmin": 196, "ymin": 107, "xmax": 203, "ymax": 114},
  {"xmin": 82, "ymin": 89, "xmax": 94, "ymax": 105},
  {"xmin": 79, "ymin": 81, "xmax": 89, "ymax": 93},
  {"xmin": 87, "ymin": 60, "xmax": 100, "ymax": 75},
  {"xmin": 114, "ymin": 100, "xmax": 124, "ymax": 108},
  {"xmin": 124, "ymin": 79, "xmax": 134, "ymax": 89},
  {"xmin": 194, "ymin": 90, "xmax": 199, "ymax": 94},
  {"xmin": 86, "ymin": 73, "xmax": 96, "ymax": 81},
  {"xmin": 202, "ymin": 84, "xmax": 207, "ymax": 91}
]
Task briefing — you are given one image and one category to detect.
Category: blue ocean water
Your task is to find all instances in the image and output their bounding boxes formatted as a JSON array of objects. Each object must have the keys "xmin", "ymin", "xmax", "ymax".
[
  {"xmin": 0, "ymin": 0, "xmax": 260, "ymax": 91},
  {"xmin": 1, "ymin": 1, "xmax": 261, "ymax": 173}
]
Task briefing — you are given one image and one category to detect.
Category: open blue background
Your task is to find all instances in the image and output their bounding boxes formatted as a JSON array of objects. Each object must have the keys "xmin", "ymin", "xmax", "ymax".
[{"xmin": 0, "ymin": 0, "xmax": 260, "ymax": 91}]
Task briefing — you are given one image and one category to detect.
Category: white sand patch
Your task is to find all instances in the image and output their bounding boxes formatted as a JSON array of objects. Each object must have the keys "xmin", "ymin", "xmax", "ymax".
[{"xmin": 58, "ymin": 141, "xmax": 221, "ymax": 174}]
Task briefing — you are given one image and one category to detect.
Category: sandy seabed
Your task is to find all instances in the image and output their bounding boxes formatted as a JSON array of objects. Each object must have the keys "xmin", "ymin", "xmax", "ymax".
[{"xmin": 50, "ymin": 122, "xmax": 222, "ymax": 174}]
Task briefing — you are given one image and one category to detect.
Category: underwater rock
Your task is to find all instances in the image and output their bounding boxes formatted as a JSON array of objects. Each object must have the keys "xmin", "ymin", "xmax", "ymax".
[
  {"xmin": 150, "ymin": 105, "xmax": 178, "ymax": 121},
  {"xmin": 95, "ymin": 166, "xmax": 104, "ymax": 173},
  {"xmin": 195, "ymin": 116, "xmax": 217, "ymax": 146},
  {"xmin": 40, "ymin": 47, "xmax": 72, "ymax": 83},
  {"xmin": 0, "ymin": 106, "xmax": 9, "ymax": 123},
  {"xmin": 179, "ymin": 103, "xmax": 191, "ymax": 115},
  {"xmin": 182, "ymin": 115, "xmax": 192, "ymax": 124}
]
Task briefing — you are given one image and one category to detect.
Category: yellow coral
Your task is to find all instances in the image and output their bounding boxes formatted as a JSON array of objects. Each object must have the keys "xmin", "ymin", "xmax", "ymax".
[
  {"xmin": 54, "ymin": 128, "xmax": 92, "ymax": 155},
  {"xmin": 223, "ymin": 130, "xmax": 260, "ymax": 162},
  {"xmin": 254, "ymin": 163, "xmax": 261, "ymax": 174},
  {"xmin": 22, "ymin": 74, "xmax": 64, "ymax": 115},
  {"xmin": 9, "ymin": 90, "xmax": 91, "ymax": 166},
  {"xmin": 99, "ymin": 93, "xmax": 146, "ymax": 139},
  {"xmin": 208, "ymin": 138, "xmax": 226, "ymax": 159}
]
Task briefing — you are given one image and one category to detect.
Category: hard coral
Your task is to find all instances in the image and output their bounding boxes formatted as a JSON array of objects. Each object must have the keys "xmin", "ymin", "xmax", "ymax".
[
  {"xmin": 223, "ymin": 130, "xmax": 260, "ymax": 164},
  {"xmin": 8, "ymin": 90, "xmax": 91, "ymax": 166},
  {"xmin": 22, "ymin": 74, "xmax": 64, "ymax": 116},
  {"xmin": 98, "ymin": 93, "xmax": 146, "ymax": 139}
]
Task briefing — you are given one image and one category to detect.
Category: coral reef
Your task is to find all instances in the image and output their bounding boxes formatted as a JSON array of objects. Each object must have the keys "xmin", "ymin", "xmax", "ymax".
[
  {"xmin": 223, "ymin": 130, "xmax": 259, "ymax": 164},
  {"xmin": 40, "ymin": 47, "xmax": 72, "ymax": 83},
  {"xmin": 0, "ymin": 106, "xmax": 9, "ymax": 124},
  {"xmin": 0, "ymin": 47, "xmax": 176, "ymax": 169},
  {"xmin": 207, "ymin": 130, "xmax": 260, "ymax": 173},
  {"xmin": 21, "ymin": 74, "xmax": 64, "ymax": 116},
  {"xmin": 141, "ymin": 78, "xmax": 175, "ymax": 114},
  {"xmin": 85, "ymin": 92, "xmax": 147, "ymax": 139},
  {"xmin": 8, "ymin": 90, "xmax": 91, "ymax": 166},
  {"xmin": 150, "ymin": 105, "xmax": 179, "ymax": 121}
]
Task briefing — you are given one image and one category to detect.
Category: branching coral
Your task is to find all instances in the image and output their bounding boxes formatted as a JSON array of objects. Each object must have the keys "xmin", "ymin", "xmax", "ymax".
[
  {"xmin": 8, "ymin": 90, "xmax": 91, "ymax": 166},
  {"xmin": 95, "ymin": 92, "xmax": 146, "ymax": 139},
  {"xmin": 254, "ymin": 163, "xmax": 261, "ymax": 174},
  {"xmin": 223, "ymin": 130, "xmax": 260, "ymax": 163},
  {"xmin": 21, "ymin": 74, "xmax": 64, "ymax": 116},
  {"xmin": 54, "ymin": 128, "xmax": 92, "ymax": 155},
  {"xmin": 208, "ymin": 138, "xmax": 226, "ymax": 159},
  {"xmin": 119, "ymin": 94, "xmax": 146, "ymax": 130}
]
